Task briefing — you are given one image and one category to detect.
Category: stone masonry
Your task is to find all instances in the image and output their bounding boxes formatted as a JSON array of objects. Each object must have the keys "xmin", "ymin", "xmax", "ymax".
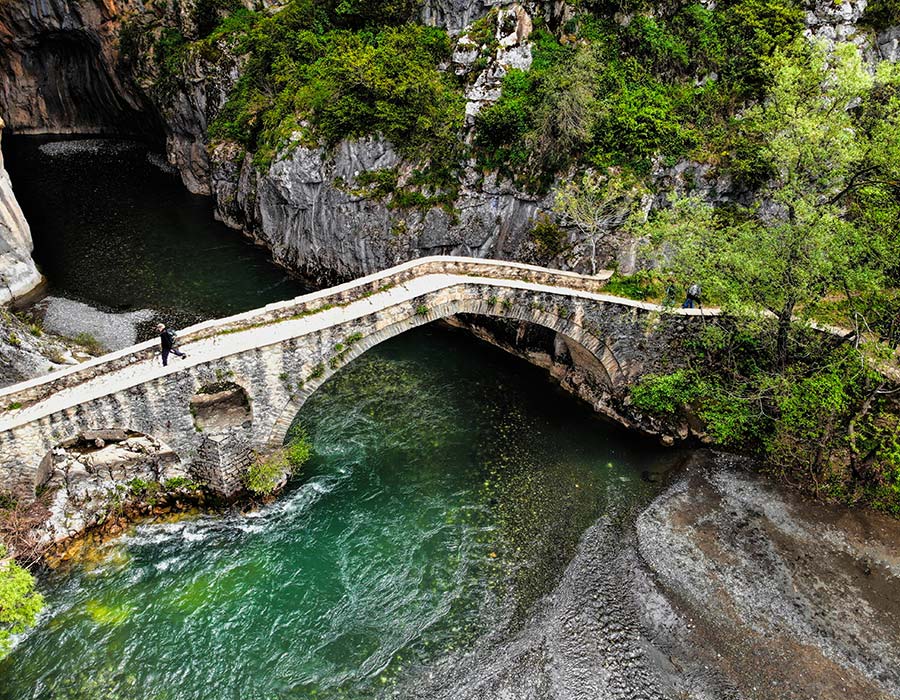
[{"xmin": 0, "ymin": 257, "xmax": 710, "ymax": 500}]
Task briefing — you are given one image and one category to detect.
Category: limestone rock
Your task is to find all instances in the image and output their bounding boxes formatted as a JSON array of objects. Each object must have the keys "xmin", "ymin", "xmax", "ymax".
[
  {"xmin": 0, "ymin": 306, "xmax": 76, "ymax": 388},
  {"xmin": 0, "ymin": 120, "xmax": 41, "ymax": 305},
  {"xmin": 37, "ymin": 434, "xmax": 185, "ymax": 546},
  {"xmin": 877, "ymin": 26, "xmax": 900, "ymax": 61},
  {"xmin": 0, "ymin": 0, "xmax": 156, "ymax": 134}
]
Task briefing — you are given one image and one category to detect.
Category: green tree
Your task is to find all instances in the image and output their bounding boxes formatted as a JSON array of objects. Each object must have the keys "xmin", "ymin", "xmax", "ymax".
[
  {"xmin": 554, "ymin": 169, "xmax": 647, "ymax": 275},
  {"xmin": 0, "ymin": 544, "xmax": 43, "ymax": 658},
  {"xmin": 641, "ymin": 40, "xmax": 900, "ymax": 365}
]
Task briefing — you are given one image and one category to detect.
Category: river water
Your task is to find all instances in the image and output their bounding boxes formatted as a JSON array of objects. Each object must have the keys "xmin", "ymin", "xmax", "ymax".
[
  {"xmin": 3, "ymin": 136, "xmax": 307, "ymax": 331},
  {"xmin": 0, "ymin": 138, "xmax": 683, "ymax": 699}
]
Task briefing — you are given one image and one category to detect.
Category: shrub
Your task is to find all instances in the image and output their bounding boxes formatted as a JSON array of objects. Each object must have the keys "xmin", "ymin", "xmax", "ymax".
[
  {"xmin": 0, "ymin": 544, "xmax": 43, "ymax": 658},
  {"xmin": 73, "ymin": 333, "xmax": 103, "ymax": 356},
  {"xmin": 153, "ymin": 28, "xmax": 188, "ymax": 98},
  {"xmin": 285, "ymin": 435, "xmax": 313, "ymax": 470},
  {"xmin": 245, "ymin": 450, "xmax": 289, "ymax": 495},
  {"xmin": 604, "ymin": 271, "xmax": 664, "ymax": 301},
  {"xmin": 245, "ymin": 434, "xmax": 312, "ymax": 495},
  {"xmin": 162, "ymin": 476, "xmax": 199, "ymax": 490},
  {"xmin": 630, "ymin": 369, "xmax": 702, "ymax": 416},
  {"xmin": 529, "ymin": 214, "xmax": 568, "ymax": 260},
  {"xmin": 862, "ymin": 0, "xmax": 900, "ymax": 29}
]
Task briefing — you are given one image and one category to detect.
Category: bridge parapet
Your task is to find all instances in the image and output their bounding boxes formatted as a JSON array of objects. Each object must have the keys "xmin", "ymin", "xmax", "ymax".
[{"xmin": 0, "ymin": 257, "xmax": 614, "ymax": 414}]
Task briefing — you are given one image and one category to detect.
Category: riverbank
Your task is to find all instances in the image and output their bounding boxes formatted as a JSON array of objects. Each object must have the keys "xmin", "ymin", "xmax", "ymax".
[
  {"xmin": 636, "ymin": 452, "xmax": 900, "ymax": 699},
  {"xmin": 296, "ymin": 448, "xmax": 900, "ymax": 700}
]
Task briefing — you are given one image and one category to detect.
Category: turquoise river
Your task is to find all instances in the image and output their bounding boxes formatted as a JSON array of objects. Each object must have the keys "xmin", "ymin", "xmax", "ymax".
[{"xmin": 0, "ymin": 138, "xmax": 684, "ymax": 699}]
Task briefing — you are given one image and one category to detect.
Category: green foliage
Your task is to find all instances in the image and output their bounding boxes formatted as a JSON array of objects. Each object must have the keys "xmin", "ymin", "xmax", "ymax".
[
  {"xmin": 351, "ymin": 168, "xmax": 399, "ymax": 198},
  {"xmin": 631, "ymin": 370, "xmax": 702, "ymax": 416},
  {"xmin": 696, "ymin": 383, "xmax": 763, "ymax": 447},
  {"xmin": 245, "ymin": 451, "xmax": 289, "ymax": 495},
  {"xmin": 191, "ymin": 0, "xmax": 241, "ymax": 38},
  {"xmin": 73, "ymin": 332, "xmax": 103, "ymax": 356},
  {"xmin": 208, "ymin": 4, "xmax": 464, "ymax": 170},
  {"xmin": 415, "ymin": 304, "xmax": 429, "ymax": 315},
  {"xmin": 604, "ymin": 270, "xmax": 664, "ymax": 301},
  {"xmin": 862, "ymin": 0, "xmax": 900, "ymax": 29},
  {"xmin": 162, "ymin": 476, "xmax": 199, "ymax": 490},
  {"xmin": 284, "ymin": 434, "xmax": 313, "ymax": 470},
  {"xmin": 638, "ymin": 42, "xmax": 900, "ymax": 365},
  {"xmin": 474, "ymin": 69, "xmax": 534, "ymax": 171},
  {"xmin": 127, "ymin": 478, "xmax": 159, "ymax": 496},
  {"xmin": 0, "ymin": 544, "xmax": 43, "ymax": 658},
  {"xmin": 474, "ymin": 0, "xmax": 803, "ymax": 188},
  {"xmin": 153, "ymin": 28, "xmax": 188, "ymax": 98},
  {"xmin": 529, "ymin": 214, "xmax": 568, "ymax": 260},
  {"xmin": 245, "ymin": 434, "xmax": 313, "ymax": 495},
  {"xmin": 633, "ymin": 312, "xmax": 900, "ymax": 513}
]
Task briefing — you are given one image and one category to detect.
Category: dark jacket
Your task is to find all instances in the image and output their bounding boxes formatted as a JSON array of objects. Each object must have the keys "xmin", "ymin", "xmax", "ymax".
[{"xmin": 160, "ymin": 329, "xmax": 176, "ymax": 351}]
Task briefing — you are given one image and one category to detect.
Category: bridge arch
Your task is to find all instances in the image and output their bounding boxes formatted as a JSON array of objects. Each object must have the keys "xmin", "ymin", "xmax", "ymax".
[{"xmin": 263, "ymin": 293, "xmax": 628, "ymax": 451}]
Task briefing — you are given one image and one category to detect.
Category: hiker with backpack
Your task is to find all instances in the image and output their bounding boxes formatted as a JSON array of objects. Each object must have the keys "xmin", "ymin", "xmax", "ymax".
[
  {"xmin": 683, "ymin": 282, "xmax": 702, "ymax": 309},
  {"xmin": 157, "ymin": 323, "xmax": 187, "ymax": 366}
]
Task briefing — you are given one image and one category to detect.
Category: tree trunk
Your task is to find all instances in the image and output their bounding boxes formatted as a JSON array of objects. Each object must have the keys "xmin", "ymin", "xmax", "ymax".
[{"xmin": 776, "ymin": 298, "xmax": 795, "ymax": 369}]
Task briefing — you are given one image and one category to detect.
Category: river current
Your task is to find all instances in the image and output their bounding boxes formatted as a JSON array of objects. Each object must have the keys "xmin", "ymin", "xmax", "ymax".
[{"xmin": 0, "ymin": 138, "xmax": 682, "ymax": 699}]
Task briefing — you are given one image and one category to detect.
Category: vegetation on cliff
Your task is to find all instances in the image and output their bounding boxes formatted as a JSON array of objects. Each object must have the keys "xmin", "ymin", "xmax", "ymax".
[
  {"xmin": 629, "ymin": 41, "xmax": 900, "ymax": 513},
  {"xmin": 476, "ymin": 0, "xmax": 804, "ymax": 189},
  {"xmin": 128, "ymin": 0, "xmax": 809, "ymax": 186}
]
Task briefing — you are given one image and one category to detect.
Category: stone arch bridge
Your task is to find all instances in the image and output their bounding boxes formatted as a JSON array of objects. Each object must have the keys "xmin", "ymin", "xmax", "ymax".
[{"xmin": 0, "ymin": 257, "xmax": 706, "ymax": 500}]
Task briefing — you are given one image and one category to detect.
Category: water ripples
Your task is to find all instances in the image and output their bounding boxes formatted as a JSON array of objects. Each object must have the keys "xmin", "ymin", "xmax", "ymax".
[{"xmin": 0, "ymin": 327, "xmax": 680, "ymax": 700}]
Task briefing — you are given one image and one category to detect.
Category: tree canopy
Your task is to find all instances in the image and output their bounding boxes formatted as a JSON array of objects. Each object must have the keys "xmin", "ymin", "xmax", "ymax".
[{"xmin": 637, "ymin": 39, "xmax": 900, "ymax": 363}]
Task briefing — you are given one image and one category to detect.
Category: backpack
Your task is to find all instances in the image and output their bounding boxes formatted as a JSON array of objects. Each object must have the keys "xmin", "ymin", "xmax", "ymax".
[
  {"xmin": 165, "ymin": 329, "xmax": 177, "ymax": 344},
  {"xmin": 688, "ymin": 283, "xmax": 701, "ymax": 299}
]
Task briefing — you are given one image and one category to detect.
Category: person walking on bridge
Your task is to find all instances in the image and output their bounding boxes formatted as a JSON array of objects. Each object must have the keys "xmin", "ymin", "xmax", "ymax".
[
  {"xmin": 682, "ymin": 282, "xmax": 702, "ymax": 309},
  {"xmin": 157, "ymin": 323, "xmax": 187, "ymax": 366}
]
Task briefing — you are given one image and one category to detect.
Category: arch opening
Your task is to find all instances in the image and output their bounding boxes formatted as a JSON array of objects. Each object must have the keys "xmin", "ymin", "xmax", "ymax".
[
  {"xmin": 190, "ymin": 382, "xmax": 252, "ymax": 433},
  {"xmin": 264, "ymin": 292, "xmax": 628, "ymax": 451}
]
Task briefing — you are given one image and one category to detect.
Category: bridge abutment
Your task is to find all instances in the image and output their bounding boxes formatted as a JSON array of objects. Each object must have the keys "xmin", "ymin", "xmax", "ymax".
[{"xmin": 193, "ymin": 431, "xmax": 255, "ymax": 498}]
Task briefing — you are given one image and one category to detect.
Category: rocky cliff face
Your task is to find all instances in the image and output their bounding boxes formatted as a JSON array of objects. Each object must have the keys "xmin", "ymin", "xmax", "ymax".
[
  {"xmin": 210, "ymin": 137, "xmax": 552, "ymax": 285},
  {"xmin": 0, "ymin": 0, "xmax": 157, "ymax": 134},
  {"xmin": 165, "ymin": 6, "xmax": 564, "ymax": 282},
  {"xmin": 0, "ymin": 120, "xmax": 41, "ymax": 305},
  {"xmin": 0, "ymin": 0, "xmax": 897, "ymax": 289}
]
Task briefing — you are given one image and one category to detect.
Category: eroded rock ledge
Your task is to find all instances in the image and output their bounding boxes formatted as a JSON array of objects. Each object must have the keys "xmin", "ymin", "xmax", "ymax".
[
  {"xmin": 0, "ymin": 121, "xmax": 41, "ymax": 305},
  {"xmin": 635, "ymin": 454, "xmax": 900, "ymax": 700}
]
